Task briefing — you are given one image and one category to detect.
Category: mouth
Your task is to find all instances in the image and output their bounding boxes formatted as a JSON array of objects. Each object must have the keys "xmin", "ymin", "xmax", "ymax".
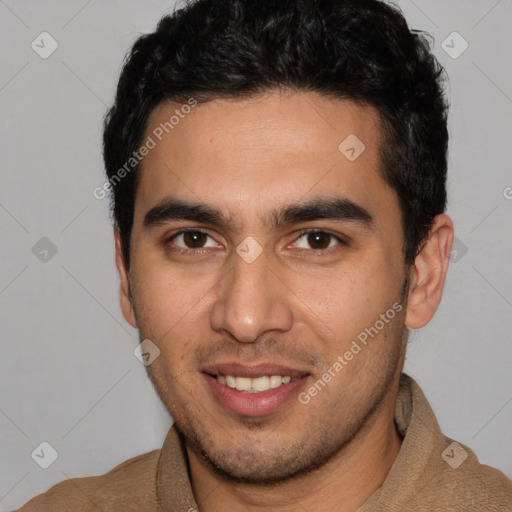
[
  {"xmin": 215, "ymin": 374, "xmax": 294, "ymax": 393},
  {"xmin": 201, "ymin": 363, "xmax": 311, "ymax": 416}
]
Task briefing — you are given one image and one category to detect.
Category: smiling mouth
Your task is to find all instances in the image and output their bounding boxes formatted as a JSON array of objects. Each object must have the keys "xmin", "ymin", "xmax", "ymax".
[
  {"xmin": 210, "ymin": 374, "xmax": 296, "ymax": 393},
  {"xmin": 202, "ymin": 366, "xmax": 311, "ymax": 416}
]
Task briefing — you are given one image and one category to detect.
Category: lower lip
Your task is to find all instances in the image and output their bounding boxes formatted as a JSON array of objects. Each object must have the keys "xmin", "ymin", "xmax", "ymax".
[{"xmin": 203, "ymin": 373, "xmax": 308, "ymax": 416}]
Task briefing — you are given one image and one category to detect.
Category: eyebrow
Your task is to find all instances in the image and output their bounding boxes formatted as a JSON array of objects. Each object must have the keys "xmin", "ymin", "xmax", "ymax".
[{"xmin": 142, "ymin": 197, "xmax": 373, "ymax": 231}]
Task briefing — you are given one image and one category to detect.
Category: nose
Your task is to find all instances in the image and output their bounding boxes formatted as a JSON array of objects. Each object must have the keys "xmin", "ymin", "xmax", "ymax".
[{"xmin": 209, "ymin": 245, "xmax": 294, "ymax": 343}]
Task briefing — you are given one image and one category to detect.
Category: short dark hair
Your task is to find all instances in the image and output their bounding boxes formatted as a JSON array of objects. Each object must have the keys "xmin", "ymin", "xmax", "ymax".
[{"xmin": 103, "ymin": 0, "xmax": 448, "ymax": 269}]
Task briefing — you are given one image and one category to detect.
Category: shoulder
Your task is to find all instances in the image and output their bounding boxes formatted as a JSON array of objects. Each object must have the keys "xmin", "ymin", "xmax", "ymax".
[
  {"xmin": 395, "ymin": 375, "xmax": 512, "ymax": 510},
  {"xmin": 17, "ymin": 448, "xmax": 161, "ymax": 511},
  {"xmin": 424, "ymin": 439, "xmax": 512, "ymax": 510}
]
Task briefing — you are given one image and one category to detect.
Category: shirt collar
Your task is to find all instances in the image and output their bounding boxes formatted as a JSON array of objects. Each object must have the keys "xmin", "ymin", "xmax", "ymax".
[{"xmin": 156, "ymin": 425, "xmax": 197, "ymax": 511}]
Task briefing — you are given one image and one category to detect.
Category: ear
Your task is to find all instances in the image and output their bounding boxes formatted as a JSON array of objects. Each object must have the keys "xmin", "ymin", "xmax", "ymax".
[
  {"xmin": 405, "ymin": 214, "xmax": 454, "ymax": 329},
  {"xmin": 114, "ymin": 227, "xmax": 138, "ymax": 329}
]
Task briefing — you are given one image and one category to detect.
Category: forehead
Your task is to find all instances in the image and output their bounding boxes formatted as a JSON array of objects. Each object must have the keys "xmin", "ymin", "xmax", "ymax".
[{"xmin": 134, "ymin": 90, "xmax": 397, "ymax": 228}]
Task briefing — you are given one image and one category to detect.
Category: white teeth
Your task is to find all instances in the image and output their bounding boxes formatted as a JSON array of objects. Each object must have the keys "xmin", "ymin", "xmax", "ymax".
[
  {"xmin": 270, "ymin": 375, "xmax": 283, "ymax": 389},
  {"xmin": 235, "ymin": 377, "xmax": 252, "ymax": 391},
  {"xmin": 216, "ymin": 374, "xmax": 292, "ymax": 393},
  {"xmin": 252, "ymin": 376, "xmax": 270, "ymax": 392}
]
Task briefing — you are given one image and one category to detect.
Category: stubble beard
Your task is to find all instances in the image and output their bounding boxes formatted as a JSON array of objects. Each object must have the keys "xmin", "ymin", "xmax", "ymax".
[
  {"xmin": 140, "ymin": 278, "xmax": 410, "ymax": 485},
  {"xmin": 154, "ymin": 325, "xmax": 407, "ymax": 486}
]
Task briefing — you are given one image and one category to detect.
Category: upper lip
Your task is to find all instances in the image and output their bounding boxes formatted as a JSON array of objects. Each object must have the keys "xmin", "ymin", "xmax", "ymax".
[{"xmin": 201, "ymin": 362, "xmax": 310, "ymax": 379}]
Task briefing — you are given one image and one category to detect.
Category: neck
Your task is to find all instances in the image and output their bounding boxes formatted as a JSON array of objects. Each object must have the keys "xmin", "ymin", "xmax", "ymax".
[{"xmin": 187, "ymin": 384, "xmax": 403, "ymax": 512}]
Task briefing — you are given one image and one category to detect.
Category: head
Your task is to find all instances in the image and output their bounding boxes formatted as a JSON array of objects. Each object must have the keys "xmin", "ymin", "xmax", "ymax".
[{"xmin": 104, "ymin": 0, "xmax": 453, "ymax": 484}]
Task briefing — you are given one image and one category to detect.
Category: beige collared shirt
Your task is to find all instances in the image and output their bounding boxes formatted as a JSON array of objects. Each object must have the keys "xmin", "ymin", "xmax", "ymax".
[{"xmin": 18, "ymin": 374, "xmax": 512, "ymax": 511}]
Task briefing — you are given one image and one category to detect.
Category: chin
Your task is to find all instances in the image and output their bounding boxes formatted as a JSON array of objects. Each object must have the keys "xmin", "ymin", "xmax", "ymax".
[{"xmin": 180, "ymin": 422, "xmax": 354, "ymax": 485}]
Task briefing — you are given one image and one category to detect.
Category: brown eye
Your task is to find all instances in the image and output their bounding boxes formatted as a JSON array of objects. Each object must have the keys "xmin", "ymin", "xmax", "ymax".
[
  {"xmin": 307, "ymin": 232, "xmax": 332, "ymax": 249},
  {"xmin": 293, "ymin": 230, "xmax": 344, "ymax": 251},
  {"xmin": 182, "ymin": 231, "xmax": 208, "ymax": 248},
  {"xmin": 170, "ymin": 230, "xmax": 217, "ymax": 250}
]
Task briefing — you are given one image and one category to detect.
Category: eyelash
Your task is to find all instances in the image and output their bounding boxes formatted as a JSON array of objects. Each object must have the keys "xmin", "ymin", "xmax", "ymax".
[
  {"xmin": 164, "ymin": 228, "xmax": 347, "ymax": 256},
  {"xmin": 294, "ymin": 228, "xmax": 347, "ymax": 252}
]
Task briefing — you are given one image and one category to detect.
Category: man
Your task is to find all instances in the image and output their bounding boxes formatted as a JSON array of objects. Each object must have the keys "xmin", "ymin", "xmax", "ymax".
[{"xmin": 19, "ymin": 0, "xmax": 512, "ymax": 510}]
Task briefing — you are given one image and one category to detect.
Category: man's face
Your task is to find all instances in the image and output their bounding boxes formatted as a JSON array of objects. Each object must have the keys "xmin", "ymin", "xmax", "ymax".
[{"xmin": 123, "ymin": 91, "xmax": 409, "ymax": 482}]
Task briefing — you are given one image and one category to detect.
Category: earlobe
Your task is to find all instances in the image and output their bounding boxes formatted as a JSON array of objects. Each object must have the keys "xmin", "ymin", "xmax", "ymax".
[
  {"xmin": 405, "ymin": 214, "xmax": 454, "ymax": 329},
  {"xmin": 114, "ymin": 227, "xmax": 138, "ymax": 329}
]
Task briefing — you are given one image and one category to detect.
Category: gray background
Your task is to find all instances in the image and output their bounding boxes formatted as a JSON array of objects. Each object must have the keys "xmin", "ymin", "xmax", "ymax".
[{"xmin": 1, "ymin": 0, "xmax": 511, "ymax": 509}]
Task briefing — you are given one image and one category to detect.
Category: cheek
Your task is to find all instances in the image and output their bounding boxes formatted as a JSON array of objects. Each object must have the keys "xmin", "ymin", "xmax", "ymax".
[
  {"xmin": 289, "ymin": 260, "xmax": 400, "ymax": 345},
  {"xmin": 131, "ymin": 259, "xmax": 216, "ymax": 351}
]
